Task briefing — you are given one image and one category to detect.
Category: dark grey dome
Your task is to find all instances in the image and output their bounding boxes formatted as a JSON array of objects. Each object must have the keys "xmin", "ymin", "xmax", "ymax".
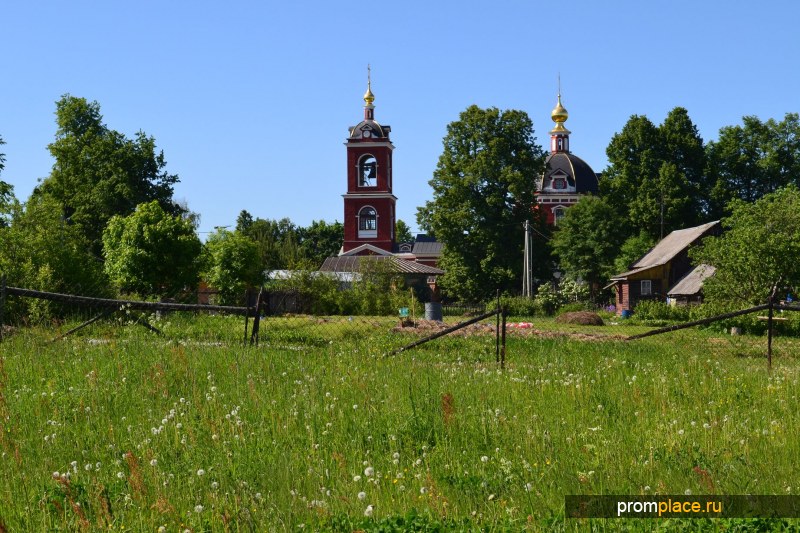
[{"xmin": 541, "ymin": 152, "xmax": 599, "ymax": 194}]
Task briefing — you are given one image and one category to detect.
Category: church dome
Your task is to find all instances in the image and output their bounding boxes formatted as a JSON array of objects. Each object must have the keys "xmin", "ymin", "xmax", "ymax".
[{"xmin": 541, "ymin": 152, "xmax": 599, "ymax": 194}]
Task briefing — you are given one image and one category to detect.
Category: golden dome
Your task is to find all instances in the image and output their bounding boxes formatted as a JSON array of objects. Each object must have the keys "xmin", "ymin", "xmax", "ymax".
[
  {"xmin": 363, "ymin": 83, "xmax": 375, "ymax": 106},
  {"xmin": 551, "ymin": 94, "xmax": 568, "ymax": 124},
  {"xmin": 364, "ymin": 64, "xmax": 375, "ymax": 106}
]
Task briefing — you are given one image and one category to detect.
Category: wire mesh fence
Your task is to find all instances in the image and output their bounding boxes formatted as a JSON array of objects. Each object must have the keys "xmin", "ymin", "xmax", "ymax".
[{"xmin": 2, "ymin": 273, "xmax": 798, "ymax": 368}]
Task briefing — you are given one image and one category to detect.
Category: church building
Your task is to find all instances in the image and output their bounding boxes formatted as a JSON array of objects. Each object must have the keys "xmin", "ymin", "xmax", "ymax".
[
  {"xmin": 536, "ymin": 92, "xmax": 600, "ymax": 224},
  {"xmin": 322, "ymin": 73, "xmax": 443, "ymax": 277}
]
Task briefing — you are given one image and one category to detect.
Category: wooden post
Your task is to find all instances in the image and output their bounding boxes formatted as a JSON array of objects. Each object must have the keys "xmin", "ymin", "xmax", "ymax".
[
  {"xmin": 250, "ymin": 287, "xmax": 264, "ymax": 347},
  {"xmin": 500, "ymin": 306, "xmax": 507, "ymax": 370},
  {"xmin": 767, "ymin": 297, "xmax": 774, "ymax": 371}
]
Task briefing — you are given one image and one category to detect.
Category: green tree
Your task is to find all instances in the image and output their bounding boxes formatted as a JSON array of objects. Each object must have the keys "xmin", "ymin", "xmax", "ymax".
[
  {"xmin": 395, "ymin": 219, "xmax": 414, "ymax": 244},
  {"xmin": 103, "ymin": 201, "xmax": 202, "ymax": 297},
  {"xmin": 297, "ymin": 220, "xmax": 344, "ymax": 267},
  {"xmin": 37, "ymin": 95, "xmax": 182, "ymax": 255},
  {"xmin": 0, "ymin": 195, "xmax": 110, "ymax": 320},
  {"xmin": 706, "ymin": 113, "xmax": 800, "ymax": 217},
  {"xmin": 602, "ymin": 108, "xmax": 707, "ymax": 239},
  {"xmin": 613, "ymin": 230, "xmax": 656, "ymax": 275},
  {"xmin": 240, "ymin": 216, "xmax": 302, "ymax": 270},
  {"xmin": 203, "ymin": 229, "xmax": 263, "ymax": 305},
  {"xmin": 551, "ymin": 195, "xmax": 625, "ymax": 299},
  {"xmin": 0, "ymin": 134, "xmax": 13, "ymax": 227},
  {"xmin": 691, "ymin": 185, "xmax": 800, "ymax": 306},
  {"xmin": 417, "ymin": 105, "xmax": 547, "ymax": 301}
]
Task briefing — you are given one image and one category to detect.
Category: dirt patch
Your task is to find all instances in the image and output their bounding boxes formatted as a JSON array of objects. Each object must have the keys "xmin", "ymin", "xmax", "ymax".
[{"xmin": 555, "ymin": 311, "xmax": 604, "ymax": 326}]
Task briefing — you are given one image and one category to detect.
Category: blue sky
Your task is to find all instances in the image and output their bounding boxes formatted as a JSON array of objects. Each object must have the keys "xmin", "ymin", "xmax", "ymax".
[{"xmin": 2, "ymin": 1, "xmax": 798, "ymax": 236}]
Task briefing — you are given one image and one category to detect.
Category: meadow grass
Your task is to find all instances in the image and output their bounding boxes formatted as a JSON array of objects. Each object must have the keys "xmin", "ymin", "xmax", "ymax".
[{"xmin": 0, "ymin": 314, "xmax": 798, "ymax": 531}]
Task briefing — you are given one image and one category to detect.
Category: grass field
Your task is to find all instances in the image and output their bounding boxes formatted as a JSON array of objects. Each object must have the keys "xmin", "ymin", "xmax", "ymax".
[{"xmin": 1, "ymin": 313, "xmax": 799, "ymax": 531}]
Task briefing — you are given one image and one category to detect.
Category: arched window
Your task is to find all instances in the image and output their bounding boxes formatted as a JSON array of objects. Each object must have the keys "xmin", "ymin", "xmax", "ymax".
[
  {"xmin": 358, "ymin": 206, "xmax": 378, "ymax": 238},
  {"xmin": 359, "ymin": 155, "xmax": 377, "ymax": 187},
  {"xmin": 553, "ymin": 206, "xmax": 567, "ymax": 225}
]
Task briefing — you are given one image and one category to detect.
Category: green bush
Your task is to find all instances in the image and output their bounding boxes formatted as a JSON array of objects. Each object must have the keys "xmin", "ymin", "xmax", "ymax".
[
  {"xmin": 557, "ymin": 302, "xmax": 593, "ymax": 315},
  {"xmin": 267, "ymin": 261, "xmax": 419, "ymax": 316},
  {"xmin": 487, "ymin": 296, "xmax": 540, "ymax": 317}
]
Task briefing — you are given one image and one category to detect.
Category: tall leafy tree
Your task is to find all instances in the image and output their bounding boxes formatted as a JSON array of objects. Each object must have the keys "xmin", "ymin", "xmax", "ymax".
[
  {"xmin": 551, "ymin": 195, "xmax": 625, "ymax": 299},
  {"xmin": 297, "ymin": 220, "xmax": 344, "ymax": 267},
  {"xmin": 395, "ymin": 219, "xmax": 414, "ymax": 244},
  {"xmin": 0, "ymin": 195, "xmax": 110, "ymax": 319},
  {"xmin": 203, "ymin": 229, "xmax": 263, "ymax": 305},
  {"xmin": 417, "ymin": 105, "xmax": 547, "ymax": 301},
  {"xmin": 103, "ymin": 201, "xmax": 202, "ymax": 297},
  {"xmin": 37, "ymin": 95, "xmax": 182, "ymax": 255},
  {"xmin": 706, "ymin": 113, "xmax": 800, "ymax": 217},
  {"xmin": 602, "ymin": 108, "xmax": 707, "ymax": 239},
  {"xmin": 691, "ymin": 185, "xmax": 800, "ymax": 306},
  {"xmin": 0, "ymin": 134, "xmax": 13, "ymax": 227}
]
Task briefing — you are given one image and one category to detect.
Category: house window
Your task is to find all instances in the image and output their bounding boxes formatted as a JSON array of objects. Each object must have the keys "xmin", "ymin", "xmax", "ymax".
[
  {"xmin": 641, "ymin": 280, "xmax": 652, "ymax": 296},
  {"xmin": 553, "ymin": 206, "xmax": 566, "ymax": 225},
  {"xmin": 359, "ymin": 155, "xmax": 377, "ymax": 187},
  {"xmin": 358, "ymin": 206, "xmax": 378, "ymax": 238}
]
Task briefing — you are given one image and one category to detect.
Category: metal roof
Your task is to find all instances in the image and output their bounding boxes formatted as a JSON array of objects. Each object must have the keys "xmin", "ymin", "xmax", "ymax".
[
  {"xmin": 320, "ymin": 256, "xmax": 443, "ymax": 275},
  {"xmin": 667, "ymin": 264, "xmax": 716, "ymax": 297},
  {"xmin": 411, "ymin": 240, "xmax": 443, "ymax": 255}
]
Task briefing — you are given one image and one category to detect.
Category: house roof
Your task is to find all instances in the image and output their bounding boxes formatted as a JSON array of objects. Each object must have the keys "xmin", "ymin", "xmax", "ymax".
[
  {"xmin": 611, "ymin": 221, "xmax": 720, "ymax": 281},
  {"xmin": 320, "ymin": 256, "xmax": 444, "ymax": 275},
  {"xmin": 412, "ymin": 240, "xmax": 443, "ymax": 255},
  {"xmin": 632, "ymin": 220, "xmax": 719, "ymax": 269},
  {"xmin": 667, "ymin": 264, "xmax": 716, "ymax": 297}
]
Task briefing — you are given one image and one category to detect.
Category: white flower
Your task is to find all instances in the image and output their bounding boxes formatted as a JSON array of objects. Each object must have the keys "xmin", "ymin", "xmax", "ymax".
[
  {"xmin": 364, "ymin": 504, "xmax": 374, "ymax": 517},
  {"xmin": 685, "ymin": 489, "xmax": 692, "ymax": 496},
  {"xmin": 481, "ymin": 456, "xmax": 489, "ymax": 463},
  {"xmin": 116, "ymin": 472, "xmax": 125, "ymax": 479},
  {"xmin": 194, "ymin": 504, "xmax": 204, "ymax": 513},
  {"xmin": 358, "ymin": 491, "xmax": 366, "ymax": 500},
  {"xmin": 364, "ymin": 467, "xmax": 374, "ymax": 477},
  {"xmin": 84, "ymin": 463, "xmax": 92, "ymax": 471},
  {"xmin": 197, "ymin": 469, "xmax": 205, "ymax": 476},
  {"xmin": 211, "ymin": 481, "xmax": 219, "ymax": 490},
  {"xmin": 150, "ymin": 459, "xmax": 158, "ymax": 467},
  {"xmin": 420, "ymin": 486, "xmax": 428, "ymax": 494},
  {"xmin": 353, "ymin": 475, "xmax": 362, "ymax": 482},
  {"xmin": 52, "ymin": 471, "xmax": 60, "ymax": 479}
]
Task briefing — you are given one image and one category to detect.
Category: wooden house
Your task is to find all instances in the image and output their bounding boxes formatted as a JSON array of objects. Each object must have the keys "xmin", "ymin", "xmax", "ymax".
[{"xmin": 608, "ymin": 221, "xmax": 720, "ymax": 315}]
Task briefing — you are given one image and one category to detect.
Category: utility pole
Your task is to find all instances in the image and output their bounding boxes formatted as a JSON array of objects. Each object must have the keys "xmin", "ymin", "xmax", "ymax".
[{"xmin": 522, "ymin": 220, "xmax": 533, "ymax": 298}]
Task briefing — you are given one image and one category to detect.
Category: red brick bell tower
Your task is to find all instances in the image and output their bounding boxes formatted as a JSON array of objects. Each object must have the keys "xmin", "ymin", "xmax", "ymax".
[{"xmin": 341, "ymin": 68, "xmax": 397, "ymax": 255}]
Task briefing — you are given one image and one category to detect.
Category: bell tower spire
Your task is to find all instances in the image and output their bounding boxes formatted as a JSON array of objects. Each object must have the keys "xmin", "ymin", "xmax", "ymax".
[
  {"xmin": 549, "ymin": 77, "xmax": 571, "ymax": 153},
  {"xmin": 364, "ymin": 64, "xmax": 375, "ymax": 120}
]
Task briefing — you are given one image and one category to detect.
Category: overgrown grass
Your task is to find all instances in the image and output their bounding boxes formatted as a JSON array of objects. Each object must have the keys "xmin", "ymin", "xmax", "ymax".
[{"xmin": 0, "ymin": 316, "xmax": 798, "ymax": 531}]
